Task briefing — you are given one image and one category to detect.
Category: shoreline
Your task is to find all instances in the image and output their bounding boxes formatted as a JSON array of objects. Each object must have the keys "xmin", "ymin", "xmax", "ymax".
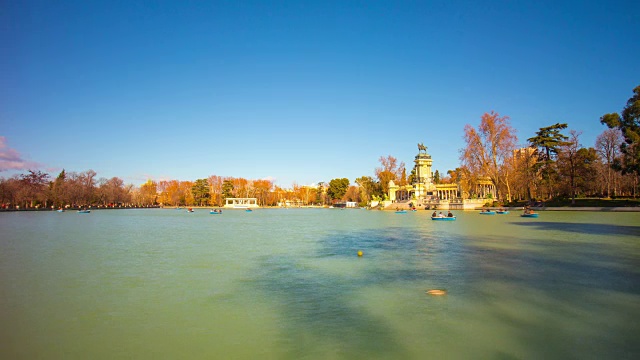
[
  {"xmin": 480, "ymin": 206, "xmax": 640, "ymax": 212},
  {"xmin": 0, "ymin": 205, "xmax": 160, "ymax": 212},
  {"xmin": 3, "ymin": 205, "xmax": 639, "ymax": 213}
]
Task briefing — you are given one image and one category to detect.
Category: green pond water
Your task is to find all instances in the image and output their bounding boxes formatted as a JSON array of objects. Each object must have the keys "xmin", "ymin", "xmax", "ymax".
[{"xmin": 1, "ymin": 208, "xmax": 639, "ymax": 359}]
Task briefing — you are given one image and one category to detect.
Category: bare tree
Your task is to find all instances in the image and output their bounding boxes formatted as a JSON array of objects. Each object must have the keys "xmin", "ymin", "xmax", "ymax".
[
  {"xmin": 595, "ymin": 128, "xmax": 623, "ymax": 197},
  {"xmin": 461, "ymin": 111, "xmax": 518, "ymax": 202}
]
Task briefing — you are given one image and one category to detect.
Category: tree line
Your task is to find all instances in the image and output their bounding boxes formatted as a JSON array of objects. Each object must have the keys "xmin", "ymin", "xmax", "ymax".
[
  {"xmin": 458, "ymin": 85, "xmax": 640, "ymax": 204},
  {"xmin": 2, "ymin": 85, "xmax": 638, "ymax": 209}
]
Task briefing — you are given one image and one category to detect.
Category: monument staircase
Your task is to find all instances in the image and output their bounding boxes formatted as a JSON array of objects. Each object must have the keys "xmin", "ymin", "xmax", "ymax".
[{"xmin": 384, "ymin": 199, "xmax": 414, "ymax": 210}]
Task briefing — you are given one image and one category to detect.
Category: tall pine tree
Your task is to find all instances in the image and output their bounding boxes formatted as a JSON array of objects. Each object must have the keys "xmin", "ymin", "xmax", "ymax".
[
  {"xmin": 600, "ymin": 85, "xmax": 640, "ymax": 176},
  {"xmin": 528, "ymin": 123, "xmax": 569, "ymax": 199}
]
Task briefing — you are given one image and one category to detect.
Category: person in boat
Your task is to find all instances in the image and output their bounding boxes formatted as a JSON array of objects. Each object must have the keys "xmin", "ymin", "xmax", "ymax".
[
  {"xmin": 432, "ymin": 211, "xmax": 437, "ymax": 218},
  {"xmin": 438, "ymin": 212, "xmax": 444, "ymax": 218},
  {"xmin": 447, "ymin": 211, "xmax": 453, "ymax": 217}
]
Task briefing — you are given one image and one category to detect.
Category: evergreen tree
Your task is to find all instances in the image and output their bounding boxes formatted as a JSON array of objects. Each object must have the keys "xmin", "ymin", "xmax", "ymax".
[
  {"xmin": 222, "ymin": 179, "xmax": 234, "ymax": 199},
  {"xmin": 408, "ymin": 167, "xmax": 416, "ymax": 184},
  {"xmin": 191, "ymin": 179, "xmax": 211, "ymax": 206},
  {"xmin": 327, "ymin": 178, "xmax": 350, "ymax": 201},
  {"xmin": 600, "ymin": 85, "xmax": 640, "ymax": 176},
  {"xmin": 52, "ymin": 169, "xmax": 67, "ymax": 207},
  {"xmin": 316, "ymin": 182, "xmax": 325, "ymax": 205},
  {"xmin": 528, "ymin": 123, "xmax": 569, "ymax": 198}
]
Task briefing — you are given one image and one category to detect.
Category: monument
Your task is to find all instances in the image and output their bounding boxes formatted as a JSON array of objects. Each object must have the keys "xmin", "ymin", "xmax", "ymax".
[{"xmin": 386, "ymin": 143, "xmax": 495, "ymax": 210}]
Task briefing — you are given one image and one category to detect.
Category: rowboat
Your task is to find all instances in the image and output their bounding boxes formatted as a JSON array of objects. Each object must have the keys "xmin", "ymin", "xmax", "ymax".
[
  {"xmin": 521, "ymin": 213, "xmax": 539, "ymax": 218},
  {"xmin": 210, "ymin": 210, "xmax": 222, "ymax": 214},
  {"xmin": 245, "ymin": 209, "xmax": 253, "ymax": 212},
  {"xmin": 496, "ymin": 210, "xmax": 509, "ymax": 214},
  {"xmin": 431, "ymin": 217, "xmax": 456, "ymax": 221},
  {"xmin": 479, "ymin": 211, "xmax": 496, "ymax": 215},
  {"xmin": 77, "ymin": 210, "xmax": 90, "ymax": 214},
  {"xmin": 395, "ymin": 210, "xmax": 407, "ymax": 214}
]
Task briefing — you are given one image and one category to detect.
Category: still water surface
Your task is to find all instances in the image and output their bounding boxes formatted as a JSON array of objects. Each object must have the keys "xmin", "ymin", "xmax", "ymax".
[{"xmin": 1, "ymin": 209, "xmax": 639, "ymax": 359}]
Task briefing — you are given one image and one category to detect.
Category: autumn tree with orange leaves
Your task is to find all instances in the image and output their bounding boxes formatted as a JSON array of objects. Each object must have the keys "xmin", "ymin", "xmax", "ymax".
[
  {"xmin": 461, "ymin": 111, "xmax": 518, "ymax": 202},
  {"xmin": 375, "ymin": 155, "xmax": 405, "ymax": 197},
  {"xmin": 253, "ymin": 179, "xmax": 274, "ymax": 206}
]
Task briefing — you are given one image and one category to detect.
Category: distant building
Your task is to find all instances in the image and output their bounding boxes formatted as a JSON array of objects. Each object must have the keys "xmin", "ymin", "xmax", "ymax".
[
  {"xmin": 224, "ymin": 198, "xmax": 259, "ymax": 208},
  {"xmin": 513, "ymin": 147, "xmax": 537, "ymax": 163}
]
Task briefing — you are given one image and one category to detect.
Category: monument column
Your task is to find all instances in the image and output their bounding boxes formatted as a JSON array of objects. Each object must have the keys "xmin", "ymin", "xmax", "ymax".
[{"xmin": 414, "ymin": 143, "xmax": 433, "ymax": 198}]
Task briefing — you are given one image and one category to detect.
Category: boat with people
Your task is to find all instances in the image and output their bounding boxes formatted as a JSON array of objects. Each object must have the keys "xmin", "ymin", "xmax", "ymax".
[
  {"xmin": 496, "ymin": 210, "xmax": 509, "ymax": 214},
  {"xmin": 431, "ymin": 211, "xmax": 456, "ymax": 220},
  {"xmin": 186, "ymin": 208, "xmax": 194, "ymax": 213},
  {"xmin": 479, "ymin": 210, "xmax": 496, "ymax": 215},
  {"xmin": 431, "ymin": 216, "xmax": 456, "ymax": 221},
  {"xmin": 210, "ymin": 209, "xmax": 222, "ymax": 214},
  {"xmin": 521, "ymin": 212, "xmax": 539, "ymax": 218},
  {"xmin": 77, "ymin": 209, "xmax": 90, "ymax": 214},
  {"xmin": 245, "ymin": 209, "xmax": 253, "ymax": 212},
  {"xmin": 395, "ymin": 210, "xmax": 407, "ymax": 214},
  {"xmin": 520, "ymin": 208, "xmax": 539, "ymax": 217}
]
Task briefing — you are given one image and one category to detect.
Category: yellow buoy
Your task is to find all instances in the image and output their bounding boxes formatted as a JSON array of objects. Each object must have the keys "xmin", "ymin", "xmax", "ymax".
[
  {"xmin": 357, "ymin": 250, "xmax": 363, "ymax": 257},
  {"xmin": 426, "ymin": 289, "xmax": 447, "ymax": 296}
]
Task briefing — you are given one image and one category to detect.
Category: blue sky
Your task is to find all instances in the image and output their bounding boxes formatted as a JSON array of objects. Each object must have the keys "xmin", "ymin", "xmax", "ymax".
[{"xmin": 1, "ymin": 0, "xmax": 639, "ymax": 187}]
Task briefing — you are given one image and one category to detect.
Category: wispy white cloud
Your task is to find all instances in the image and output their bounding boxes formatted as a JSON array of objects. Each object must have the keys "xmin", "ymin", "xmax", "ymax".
[{"xmin": 0, "ymin": 136, "xmax": 40, "ymax": 171}]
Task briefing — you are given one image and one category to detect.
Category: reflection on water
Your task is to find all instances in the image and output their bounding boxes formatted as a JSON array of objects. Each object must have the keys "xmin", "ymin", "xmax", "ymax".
[{"xmin": 1, "ymin": 209, "xmax": 639, "ymax": 359}]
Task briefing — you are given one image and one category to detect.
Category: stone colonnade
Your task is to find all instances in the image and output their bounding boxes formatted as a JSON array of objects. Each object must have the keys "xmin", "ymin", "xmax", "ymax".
[
  {"xmin": 476, "ymin": 183, "xmax": 496, "ymax": 199},
  {"xmin": 436, "ymin": 188, "xmax": 458, "ymax": 200}
]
